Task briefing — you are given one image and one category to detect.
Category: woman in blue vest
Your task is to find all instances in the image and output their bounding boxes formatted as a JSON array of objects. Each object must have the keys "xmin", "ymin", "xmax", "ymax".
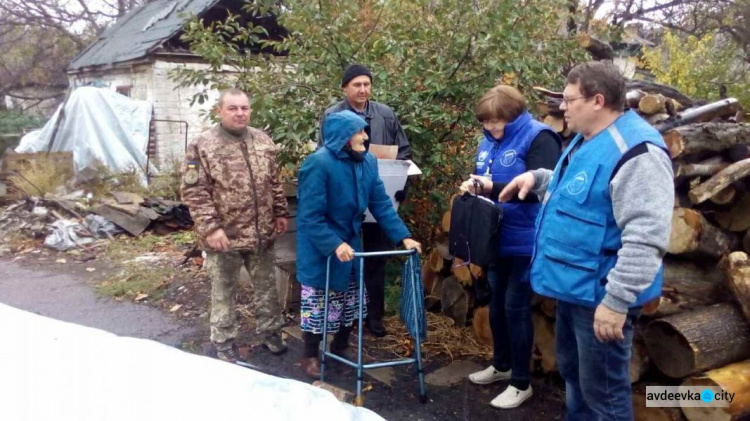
[
  {"xmin": 296, "ymin": 110, "xmax": 421, "ymax": 378},
  {"xmin": 460, "ymin": 85, "xmax": 561, "ymax": 409}
]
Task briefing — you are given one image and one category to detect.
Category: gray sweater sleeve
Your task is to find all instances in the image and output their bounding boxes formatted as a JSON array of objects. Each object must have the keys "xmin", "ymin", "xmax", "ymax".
[
  {"xmin": 531, "ymin": 168, "xmax": 554, "ymax": 201},
  {"xmin": 601, "ymin": 143, "xmax": 674, "ymax": 313}
]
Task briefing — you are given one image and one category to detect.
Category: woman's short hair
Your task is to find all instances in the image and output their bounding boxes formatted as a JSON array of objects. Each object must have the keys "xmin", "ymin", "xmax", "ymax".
[{"xmin": 474, "ymin": 85, "xmax": 527, "ymax": 123}]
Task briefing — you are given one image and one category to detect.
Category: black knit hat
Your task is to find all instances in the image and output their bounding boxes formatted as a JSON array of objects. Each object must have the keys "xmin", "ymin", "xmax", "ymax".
[{"xmin": 341, "ymin": 64, "xmax": 373, "ymax": 87}]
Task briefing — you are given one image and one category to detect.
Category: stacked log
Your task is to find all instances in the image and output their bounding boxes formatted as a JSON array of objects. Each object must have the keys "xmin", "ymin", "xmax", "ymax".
[
  {"xmin": 423, "ymin": 206, "xmax": 481, "ymax": 327},
  {"xmin": 533, "ymin": 87, "xmax": 573, "ymax": 144},
  {"xmin": 622, "ymin": 92, "xmax": 750, "ymax": 419}
]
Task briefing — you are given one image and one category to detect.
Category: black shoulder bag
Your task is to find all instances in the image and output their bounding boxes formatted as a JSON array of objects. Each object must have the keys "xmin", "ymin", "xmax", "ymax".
[{"xmin": 448, "ymin": 180, "xmax": 503, "ymax": 268}]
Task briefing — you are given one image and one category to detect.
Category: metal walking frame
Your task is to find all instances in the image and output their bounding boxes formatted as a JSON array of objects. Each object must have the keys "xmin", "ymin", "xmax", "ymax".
[{"xmin": 320, "ymin": 249, "xmax": 427, "ymax": 406}]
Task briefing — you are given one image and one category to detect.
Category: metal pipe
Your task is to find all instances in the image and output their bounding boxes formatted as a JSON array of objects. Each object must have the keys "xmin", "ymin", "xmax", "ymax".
[{"xmin": 353, "ymin": 249, "xmax": 417, "ymax": 258}]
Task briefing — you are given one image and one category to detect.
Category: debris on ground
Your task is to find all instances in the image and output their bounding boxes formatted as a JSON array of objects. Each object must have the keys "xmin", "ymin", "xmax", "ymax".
[
  {"xmin": 379, "ymin": 312, "xmax": 492, "ymax": 363},
  {"xmin": 44, "ymin": 219, "xmax": 95, "ymax": 251}
]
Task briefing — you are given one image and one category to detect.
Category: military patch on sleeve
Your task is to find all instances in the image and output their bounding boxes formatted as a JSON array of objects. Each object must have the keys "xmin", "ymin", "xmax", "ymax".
[{"xmin": 184, "ymin": 161, "xmax": 199, "ymax": 185}]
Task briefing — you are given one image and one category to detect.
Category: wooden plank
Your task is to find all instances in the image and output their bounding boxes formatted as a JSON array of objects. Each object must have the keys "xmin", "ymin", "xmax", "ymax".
[
  {"xmin": 92, "ymin": 205, "xmax": 151, "ymax": 236},
  {"xmin": 112, "ymin": 191, "xmax": 144, "ymax": 205}
]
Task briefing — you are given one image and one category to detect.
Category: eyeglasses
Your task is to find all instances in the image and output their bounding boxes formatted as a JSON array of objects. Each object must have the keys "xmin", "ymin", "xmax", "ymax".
[{"xmin": 561, "ymin": 96, "xmax": 590, "ymax": 105}]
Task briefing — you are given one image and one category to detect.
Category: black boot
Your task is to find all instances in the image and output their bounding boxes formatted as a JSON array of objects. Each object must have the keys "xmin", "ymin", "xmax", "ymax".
[
  {"xmin": 331, "ymin": 325, "xmax": 354, "ymax": 359},
  {"xmin": 365, "ymin": 317, "xmax": 387, "ymax": 337},
  {"xmin": 301, "ymin": 332, "xmax": 322, "ymax": 378}
]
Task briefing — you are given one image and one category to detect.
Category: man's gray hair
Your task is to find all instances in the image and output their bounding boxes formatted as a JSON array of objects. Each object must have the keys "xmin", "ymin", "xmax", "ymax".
[{"xmin": 217, "ymin": 88, "xmax": 249, "ymax": 107}]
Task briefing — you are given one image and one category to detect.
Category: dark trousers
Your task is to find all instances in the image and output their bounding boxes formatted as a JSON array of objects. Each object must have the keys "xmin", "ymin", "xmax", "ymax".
[
  {"xmin": 488, "ymin": 256, "xmax": 534, "ymax": 390},
  {"xmin": 556, "ymin": 301, "xmax": 640, "ymax": 421},
  {"xmin": 362, "ymin": 223, "xmax": 390, "ymax": 321}
]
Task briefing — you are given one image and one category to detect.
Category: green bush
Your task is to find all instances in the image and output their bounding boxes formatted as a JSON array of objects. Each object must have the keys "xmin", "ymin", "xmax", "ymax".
[{"xmin": 0, "ymin": 109, "xmax": 46, "ymax": 155}]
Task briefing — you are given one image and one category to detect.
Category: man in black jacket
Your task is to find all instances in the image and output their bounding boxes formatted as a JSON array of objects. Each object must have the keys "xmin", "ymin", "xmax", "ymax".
[{"xmin": 318, "ymin": 63, "xmax": 411, "ymax": 336}]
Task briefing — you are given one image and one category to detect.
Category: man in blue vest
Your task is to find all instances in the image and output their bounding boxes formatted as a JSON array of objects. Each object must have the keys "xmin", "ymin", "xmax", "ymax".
[{"xmin": 498, "ymin": 62, "xmax": 674, "ymax": 420}]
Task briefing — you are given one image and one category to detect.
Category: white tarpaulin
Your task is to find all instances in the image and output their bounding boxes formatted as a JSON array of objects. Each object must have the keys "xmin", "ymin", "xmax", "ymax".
[
  {"xmin": 0, "ymin": 303, "xmax": 384, "ymax": 421},
  {"xmin": 16, "ymin": 87, "xmax": 154, "ymax": 185}
]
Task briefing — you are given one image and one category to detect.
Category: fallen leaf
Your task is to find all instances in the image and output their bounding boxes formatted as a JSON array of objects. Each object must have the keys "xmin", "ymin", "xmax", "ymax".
[
  {"xmin": 56, "ymin": 258, "xmax": 67, "ymax": 264},
  {"xmin": 86, "ymin": 267, "xmax": 96, "ymax": 272},
  {"xmin": 134, "ymin": 293, "xmax": 148, "ymax": 302},
  {"xmin": 362, "ymin": 384, "xmax": 373, "ymax": 393},
  {"xmin": 169, "ymin": 304, "xmax": 183, "ymax": 312}
]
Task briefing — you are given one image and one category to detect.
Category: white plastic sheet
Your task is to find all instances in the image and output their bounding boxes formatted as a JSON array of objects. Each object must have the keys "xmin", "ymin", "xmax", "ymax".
[
  {"xmin": 16, "ymin": 87, "xmax": 154, "ymax": 185},
  {"xmin": 364, "ymin": 159, "xmax": 421, "ymax": 223},
  {"xmin": 0, "ymin": 303, "xmax": 384, "ymax": 421},
  {"xmin": 44, "ymin": 219, "xmax": 95, "ymax": 251}
]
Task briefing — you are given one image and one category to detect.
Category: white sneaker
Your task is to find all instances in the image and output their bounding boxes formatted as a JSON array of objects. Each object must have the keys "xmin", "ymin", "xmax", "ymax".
[
  {"xmin": 468, "ymin": 365, "xmax": 511, "ymax": 385},
  {"xmin": 490, "ymin": 385, "xmax": 533, "ymax": 409}
]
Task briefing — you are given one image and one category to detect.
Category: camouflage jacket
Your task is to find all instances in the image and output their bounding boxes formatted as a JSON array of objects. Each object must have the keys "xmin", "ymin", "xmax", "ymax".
[{"xmin": 180, "ymin": 124, "xmax": 289, "ymax": 252}]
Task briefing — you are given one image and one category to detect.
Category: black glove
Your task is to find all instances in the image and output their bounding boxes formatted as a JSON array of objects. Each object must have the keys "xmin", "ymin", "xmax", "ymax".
[{"xmin": 395, "ymin": 179, "xmax": 410, "ymax": 202}]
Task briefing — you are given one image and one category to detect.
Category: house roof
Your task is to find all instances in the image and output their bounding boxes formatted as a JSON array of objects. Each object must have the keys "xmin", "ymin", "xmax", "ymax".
[{"xmin": 67, "ymin": 0, "xmax": 220, "ymax": 71}]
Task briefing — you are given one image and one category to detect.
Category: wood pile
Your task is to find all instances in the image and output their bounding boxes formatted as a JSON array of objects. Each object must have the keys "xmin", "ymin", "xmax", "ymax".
[{"xmin": 424, "ymin": 76, "xmax": 750, "ymax": 418}]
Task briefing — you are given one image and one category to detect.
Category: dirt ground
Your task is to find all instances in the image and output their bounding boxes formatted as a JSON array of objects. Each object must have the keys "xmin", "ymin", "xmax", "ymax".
[{"xmin": 0, "ymin": 236, "xmax": 566, "ymax": 421}]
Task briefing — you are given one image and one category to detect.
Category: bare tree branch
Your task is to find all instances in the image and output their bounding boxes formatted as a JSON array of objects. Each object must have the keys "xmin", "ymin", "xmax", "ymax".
[{"xmin": 0, "ymin": 0, "xmax": 147, "ymax": 102}]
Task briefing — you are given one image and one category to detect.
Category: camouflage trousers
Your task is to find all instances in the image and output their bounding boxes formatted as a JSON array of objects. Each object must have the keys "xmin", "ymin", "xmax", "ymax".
[{"xmin": 205, "ymin": 249, "xmax": 285, "ymax": 351}]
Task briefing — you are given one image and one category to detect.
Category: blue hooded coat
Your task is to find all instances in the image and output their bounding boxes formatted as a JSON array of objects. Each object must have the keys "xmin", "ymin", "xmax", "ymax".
[{"xmin": 296, "ymin": 111, "xmax": 411, "ymax": 292}]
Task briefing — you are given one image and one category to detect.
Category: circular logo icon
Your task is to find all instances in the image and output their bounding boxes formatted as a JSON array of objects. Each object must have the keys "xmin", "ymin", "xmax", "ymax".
[
  {"xmin": 566, "ymin": 171, "xmax": 588, "ymax": 195},
  {"xmin": 701, "ymin": 389, "xmax": 714, "ymax": 403},
  {"xmin": 500, "ymin": 150, "xmax": 517, "ymax": 167}
]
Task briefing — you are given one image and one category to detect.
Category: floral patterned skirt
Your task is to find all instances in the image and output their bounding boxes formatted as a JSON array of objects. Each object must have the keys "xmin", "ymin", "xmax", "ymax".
[{"xmin": 300, "ymin": 273, "xmax": 369, "ymax": 334}]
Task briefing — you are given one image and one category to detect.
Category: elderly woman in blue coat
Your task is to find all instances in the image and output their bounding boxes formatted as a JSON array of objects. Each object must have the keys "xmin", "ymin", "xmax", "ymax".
[{"xmin": 296, "ymin": 110, "xmax": 422, "ymax": 378}]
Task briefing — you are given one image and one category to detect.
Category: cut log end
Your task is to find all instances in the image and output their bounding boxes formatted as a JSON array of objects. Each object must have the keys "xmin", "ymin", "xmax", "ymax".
[
  {"xmin": 644, "ymin": 319, "xmax": 695, "ymax": 378},
  {"xmin": 472, "ymin": 306, "xmax": 492, "ymax": 347},
  {"xmin": 532, "ymin": 312, "xmax": 557, "ymax": 373},
  {"xmin": 668, "ymin": 208, "xmax": 702, "ymax": 255},
  {"xmin": 452, "ymin": 258, "xmax": 473, "ymax": 286},
  {"xmin": 662, "ymin": 130, "xmax": 684, "ymax": 158},
  {"xmin": 669, "ymin": 207, "xmax": 738, "ymax": 258},
  {"xmin": 441, "ymin": 210, "xmax": 451, "ymax": 233},
  {"xmin": 644, "ymin": 304, "xmax": 750, "ymax": 378},
  {"xmin": 428, "ymin": 248, "xmax": 445, "ymax": 273},
  {"xmin": 440, "ymin": 275, "xmax": 469, "ymax": 327},
  {"xmin": 639, "ymin": 94, "xmax": 666, "ymax": 115}
]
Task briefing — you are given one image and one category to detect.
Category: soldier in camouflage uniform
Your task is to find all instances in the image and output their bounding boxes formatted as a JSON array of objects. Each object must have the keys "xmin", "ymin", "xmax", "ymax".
[{"xmin": 180, "ymin": 88, "xmax": 289, "ymax": 362}]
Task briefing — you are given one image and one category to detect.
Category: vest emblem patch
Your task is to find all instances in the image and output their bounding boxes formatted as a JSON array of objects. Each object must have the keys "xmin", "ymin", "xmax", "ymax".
[
  {"xmin": 500, "ymin": 150, "xmax": 517, "ymax": 167},
  {"xmin": 566, "ymin": 171, "xmax": 588, "ymax": 195}
]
